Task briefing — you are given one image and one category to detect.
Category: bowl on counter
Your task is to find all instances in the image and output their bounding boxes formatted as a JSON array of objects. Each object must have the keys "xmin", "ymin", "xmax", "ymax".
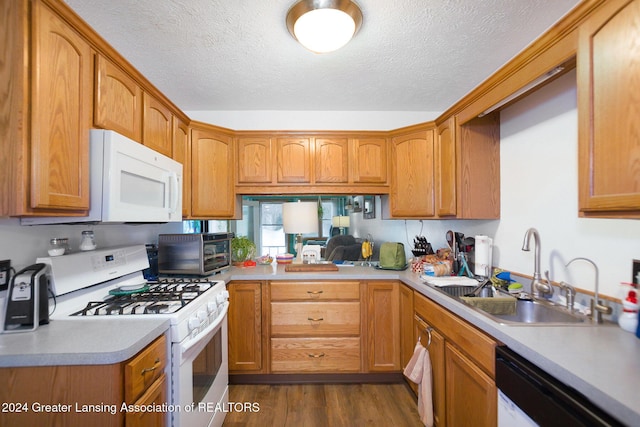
[{"xmin": 276, "ymin": 254, "xmax": 294, "ymax": 264}]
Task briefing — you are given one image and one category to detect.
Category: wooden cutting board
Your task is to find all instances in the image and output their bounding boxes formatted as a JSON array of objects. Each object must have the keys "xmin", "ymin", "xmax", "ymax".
[{"xmin": 284, "ymin": 263, "xmax": 339, "ymax": 272}]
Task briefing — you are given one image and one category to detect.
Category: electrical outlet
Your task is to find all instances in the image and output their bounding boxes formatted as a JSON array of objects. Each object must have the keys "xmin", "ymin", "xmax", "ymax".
[
  {"xmin": 633, "ymin": 259, "xmax": 640, "ymax": 286},
  {"xmin": 0, "ymin": 259, "xmax": 10, "ymax": 292}
]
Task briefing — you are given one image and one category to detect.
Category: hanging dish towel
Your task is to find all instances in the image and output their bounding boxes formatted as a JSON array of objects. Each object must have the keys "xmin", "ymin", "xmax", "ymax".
[{"xmin": 403, "ymin": 341, "xmax": 434, "ymax": 427}]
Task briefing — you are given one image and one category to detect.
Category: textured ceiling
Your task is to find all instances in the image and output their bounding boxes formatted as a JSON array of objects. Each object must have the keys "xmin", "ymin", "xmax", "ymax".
[{"xmin": 63, "ymin": 0, "xmax": 580, "ymax": 112}]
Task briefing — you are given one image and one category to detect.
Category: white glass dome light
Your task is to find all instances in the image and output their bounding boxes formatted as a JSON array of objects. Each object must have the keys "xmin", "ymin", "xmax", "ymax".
[{"xmin": 286, "ymin": 0, "xmax": 363, "ymax": 54}]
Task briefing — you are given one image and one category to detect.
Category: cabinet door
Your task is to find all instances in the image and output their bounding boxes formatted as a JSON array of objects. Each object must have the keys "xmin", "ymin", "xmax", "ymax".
[
  {"xmin": 315, "ymin": 138, "xmax": 348, "ymax": 183},
  {"xmin": 94, "ymin": 54, "xmax": 143, "ymax": 142},
  {"xmin": 277, "ymin": 137, "xmax": 311, "ymax": 183},
  {"xmin": 399, "ymin": 284, "xmax": 414, "ymax": 372},
  {"xmin": 30, "ymin": 0, "xmax": 92, "ymax": 211},
  {"xmin": 237, "ymin": 137, "xmax": 272, "ymax": 183},
  {"xmin": 436, "ymin": 117, "xmax": 456, "ymax": 217},
  {"xmin": 445, "ymin": 343, "xmax": 496, "ymax": 427},
  {"xmin": 126, "ymin": 374, "xmax": 167, "ymax": 427},
  {"xmin": 143, "ymin": 93, "xmax": 172, "ymax": 157},
  {"xmin": 390, "ymin": 130, "xmax": 435, "ymax": 217},
  {"xmin": 351, "ymin": 137, "xmax": 388, "ymax": 183},
  {"xmin": 172, "ymin": 117, "xmax": 190, "ymax": 217},
  {"xmin": 366, "ymin": 282, "xmax": 400, "ymax": 372},
  {"xmin": 228, "ymin": 282, "xmax": 263, "ymax": 372},
  {"xmin": 191, "ymin": 126, "xmax": 238, "ymax": 218},
  {"xmin": 578, "ymin": 0, "xmax": 640, "ymax": 216},
  {"xmin": 414, "ymin": 316, "xmax": 446, "ymax": 427}
]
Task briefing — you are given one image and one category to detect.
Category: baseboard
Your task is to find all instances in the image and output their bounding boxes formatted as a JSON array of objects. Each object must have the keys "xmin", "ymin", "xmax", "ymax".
[{"xmin": 229, "ymin": 372, "xmax": 404, "ymax": 385}]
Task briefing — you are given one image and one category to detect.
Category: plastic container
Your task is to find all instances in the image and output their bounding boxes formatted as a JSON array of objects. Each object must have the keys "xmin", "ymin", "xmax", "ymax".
[{"xmin": 619, "ymin": 287, "xmax": 639, "ymax": 333}]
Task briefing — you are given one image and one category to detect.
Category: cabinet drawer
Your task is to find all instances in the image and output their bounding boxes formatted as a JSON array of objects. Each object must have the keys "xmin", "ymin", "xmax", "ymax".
[
  {"xmin": 270, "ymin": 281, "xmax": 360, "ymax": 301},
  {"xmin": 414, "ymin": 292, "xmax": 496, "ymax": 377},
  {"xmin": 125, "ymin": 335, "xmax": 167, "ymax": 403},
  {"xmin": 271, "ymin": 337, "xmax": 361, "ymax": 372},
  {"xmin": 271, "ymin": 301, "xmax": 360, "ymax": 336}
]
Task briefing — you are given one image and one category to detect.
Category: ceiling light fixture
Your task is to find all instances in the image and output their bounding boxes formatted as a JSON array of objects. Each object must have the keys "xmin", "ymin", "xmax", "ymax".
[{"xmin": 286, "ymin": 0, "xmax": 363, "ymax": 54}]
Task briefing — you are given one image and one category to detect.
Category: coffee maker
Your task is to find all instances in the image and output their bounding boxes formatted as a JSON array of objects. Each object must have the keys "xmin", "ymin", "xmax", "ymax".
[{"xmin": 3, "ymin": 263, "xmax": 49, "ymax": 333}]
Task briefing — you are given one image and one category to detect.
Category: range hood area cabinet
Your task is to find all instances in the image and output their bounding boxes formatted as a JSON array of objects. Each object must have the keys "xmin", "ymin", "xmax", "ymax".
[
  {"xmin": 578, "ymin": 0, "xmax": 640, "ymax": 218},
  {"xmin": 94, "ymin": 52, "xmax": 178, "ymax": 159},
  {"xmin": 382, "ymin": 114, "xmax": 500, "ymax": 220},
  {"xmin": 234, "ymin": 133, "xmax": 390, "ymax": 195}
]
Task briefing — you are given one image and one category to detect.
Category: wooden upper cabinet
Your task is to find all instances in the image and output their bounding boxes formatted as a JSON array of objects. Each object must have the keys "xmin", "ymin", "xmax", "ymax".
[
  {"xmin": 191, "ymin": 124, "xmax": 239, "ymax": 218},
  {"xmin": 389, "ymin": 129, "xmax": 435, "ymax": 218},
  {"xmin": 315, "ymin": 138, "xmax": 348, "ymax": 183},
  {"xmin": 30, "ymin": 0, "xmax": 92, "ymax": 212},
  {"xmin": 94, "ymin": 54, "xmax": 143, "ymax": 142},
  {"xmin": 172, "ymin": 117, "xmax": 190, "ymax": 218},
  {"xmin": 237, "ymin": 137, "xmax": 272, "ymax": 183},
  {"xmin": 142, "ymin": 93, "xmax": 173, "ymax": 157},
  {"xmin": 436, "ymin": 117, "xmax": 457, "ymax": 217},
  {"xmin": 277, "ymin": 137, "xmax": 311, "ymax": 183},
  {"xmin": 578, "ymin": 0, "xmax": 640, "ymax": 217},
  {"xmin": 351, "ymin": 138, "xmax": 387, "ymax": 184},
  {"xmin": 457, "ymin": 114, "xmax": 500, "ymax": 219}
]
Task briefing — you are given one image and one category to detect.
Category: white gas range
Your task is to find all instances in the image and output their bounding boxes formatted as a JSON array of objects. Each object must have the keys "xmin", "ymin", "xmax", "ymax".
[{"xmin": 41, "ymin": 244, "xmax": 229, "ymax": 427}]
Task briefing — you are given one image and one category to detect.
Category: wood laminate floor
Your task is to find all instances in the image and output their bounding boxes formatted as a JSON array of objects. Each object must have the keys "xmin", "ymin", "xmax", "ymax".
[{"xmin": 222, "ymin": 383, "xmax": 423, "ymax": 427}]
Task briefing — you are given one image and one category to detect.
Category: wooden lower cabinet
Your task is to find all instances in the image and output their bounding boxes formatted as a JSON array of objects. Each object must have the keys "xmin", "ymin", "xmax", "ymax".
[
  {"xmin": 366, "ymin": 281, "xmax": 400, "ymax": 371},
  {"xmin": 270, "ymin": 281, "xmax": 361, "ymax": 373},
  {"xmin": 0, "ymin": 334, "xmax": 168, "ymax": 427},
  {"xmin": 413, "ymin": 291, "xmax": 497, "ymax": 427},
  {"xmin": 271, "ymin": 337, "xmax": 361, "ymax": 373},
  {"xmin": 126, "ymin": 374, "xmax": 167, "ymax": 427},
  {"xmin": 228, "ymin": 281, "xmax": 264, "ymax": 373},
  {"xmin": 445, "ymin": 343, "xmax": 497, "ymax": 427}
]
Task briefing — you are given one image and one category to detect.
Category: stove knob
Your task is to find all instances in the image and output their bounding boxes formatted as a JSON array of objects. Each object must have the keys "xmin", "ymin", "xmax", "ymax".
[
  {"xmin": 216, "ymin": 290, "xmax": 229, "ymax": 305},
  {"xmin": 207, "ymin": 301, "xmax": 218, "ymax": 314},
  {"xmin": 197, "ymin": 310, "xmax": 208, "ymax": 322},
  {"xmin": 188, "ymin": 316, "xmax": 200, "ymax": 332}
]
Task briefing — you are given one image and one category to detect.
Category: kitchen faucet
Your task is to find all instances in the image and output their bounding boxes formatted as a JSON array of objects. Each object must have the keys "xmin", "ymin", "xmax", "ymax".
[
  {"xmin": 521, "ymin": 228, "xmax": 553, "ymax": 298},
  {"xmin": 566, "ymin": 257, "xmax": 611, "ymax": 324}
]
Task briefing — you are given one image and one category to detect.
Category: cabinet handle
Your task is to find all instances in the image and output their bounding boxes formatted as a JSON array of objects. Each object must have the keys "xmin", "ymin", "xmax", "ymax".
[
  {"xmin": 308, "ymin": 353, "xmax": 325, "ymax": 358},
  {"xmin": 141, "ymin": 358, "xmax": 161, "ymax": 376},
  {"xmin": 307, "ymin": 317, "xmax": 324, "ymax": 321},
  {"xmin": 307, "ymin": 290, "xmax": 323, "ymax": 296}
]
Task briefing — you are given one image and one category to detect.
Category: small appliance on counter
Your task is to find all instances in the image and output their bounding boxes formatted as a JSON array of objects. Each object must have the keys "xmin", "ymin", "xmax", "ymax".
[
  {"xmin": 3, "ymin": 263, "xmax": 49, "ymax": 333},
  {"xmin": 158, "ymin": 232, "xmax": 233, "ymax": 276}
]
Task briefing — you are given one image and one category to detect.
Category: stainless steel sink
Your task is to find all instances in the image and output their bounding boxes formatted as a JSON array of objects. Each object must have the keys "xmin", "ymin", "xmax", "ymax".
[
  {"xmin": 426, "ymin": 282, "xmax": 591, "ymax": 326},
  {"xmin": 480, "ymin": 298, "xmax": 589, "ymax": 325}
]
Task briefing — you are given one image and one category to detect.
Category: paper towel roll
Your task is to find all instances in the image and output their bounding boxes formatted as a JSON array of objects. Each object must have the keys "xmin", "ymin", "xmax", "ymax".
[{"xmin": 474, "ymin": 235, "xmax": 493, "ymax": 277}]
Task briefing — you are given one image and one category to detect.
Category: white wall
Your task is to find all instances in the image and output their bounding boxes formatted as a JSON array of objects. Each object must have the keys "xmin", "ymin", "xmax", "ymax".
[{"xmin": 348, "ymin": 70, "xmax": 640, "ymax": 298}]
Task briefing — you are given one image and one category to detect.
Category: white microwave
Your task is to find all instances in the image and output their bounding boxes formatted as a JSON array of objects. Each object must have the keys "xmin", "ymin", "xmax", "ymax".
[{"xmin": 22, "ymin": 130, "xmax": 183, "ymax": 224}]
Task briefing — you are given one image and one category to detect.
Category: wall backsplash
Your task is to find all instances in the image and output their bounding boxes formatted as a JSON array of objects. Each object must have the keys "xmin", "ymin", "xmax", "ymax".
[{"xmin": 0, "ymin": 217, "xmax": 183, "ymax": 271}]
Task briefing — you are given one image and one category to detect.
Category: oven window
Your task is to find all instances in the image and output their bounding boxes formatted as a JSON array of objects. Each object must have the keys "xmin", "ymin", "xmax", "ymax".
[
  {"xmin": 203, "ymin": 240, "xmax": 231, "ymax": 271},
  {"xmin": 192, "ymin": 327, "xmax": 222, "ymax": 403}
]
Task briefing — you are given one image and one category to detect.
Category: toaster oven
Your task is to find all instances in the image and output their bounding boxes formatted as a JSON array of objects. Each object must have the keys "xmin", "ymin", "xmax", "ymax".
[{"xmin": 158, "ymin": 232, "xmax": 233, "ymax": 276}]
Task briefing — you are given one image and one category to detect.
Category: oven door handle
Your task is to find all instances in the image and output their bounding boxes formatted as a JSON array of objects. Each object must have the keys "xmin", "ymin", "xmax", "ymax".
[{"xmin": 180, "ymin": 301, "xmax": 228, "ymax": 361}]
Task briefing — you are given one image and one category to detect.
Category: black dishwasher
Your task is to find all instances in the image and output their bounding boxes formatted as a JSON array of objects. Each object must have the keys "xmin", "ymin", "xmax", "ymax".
[{"xmin": 495, "ymin": 346, "xmax": 623, "ymax": 426}]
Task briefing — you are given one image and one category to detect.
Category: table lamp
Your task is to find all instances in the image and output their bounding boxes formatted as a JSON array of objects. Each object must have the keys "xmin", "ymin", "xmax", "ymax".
[
  {"xmin": 282, "ymin": 201, "xmax": 318, "ymax": 263},
  {"xmin": 332, "ymin": 215, "xmax": 350, "ymax": 234}
]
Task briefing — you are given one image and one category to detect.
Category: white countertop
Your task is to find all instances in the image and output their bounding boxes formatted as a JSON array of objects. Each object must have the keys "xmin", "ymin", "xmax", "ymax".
[{"xmin": 0, "ymin": 317, "xmax": 170, "ymax": 367}]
